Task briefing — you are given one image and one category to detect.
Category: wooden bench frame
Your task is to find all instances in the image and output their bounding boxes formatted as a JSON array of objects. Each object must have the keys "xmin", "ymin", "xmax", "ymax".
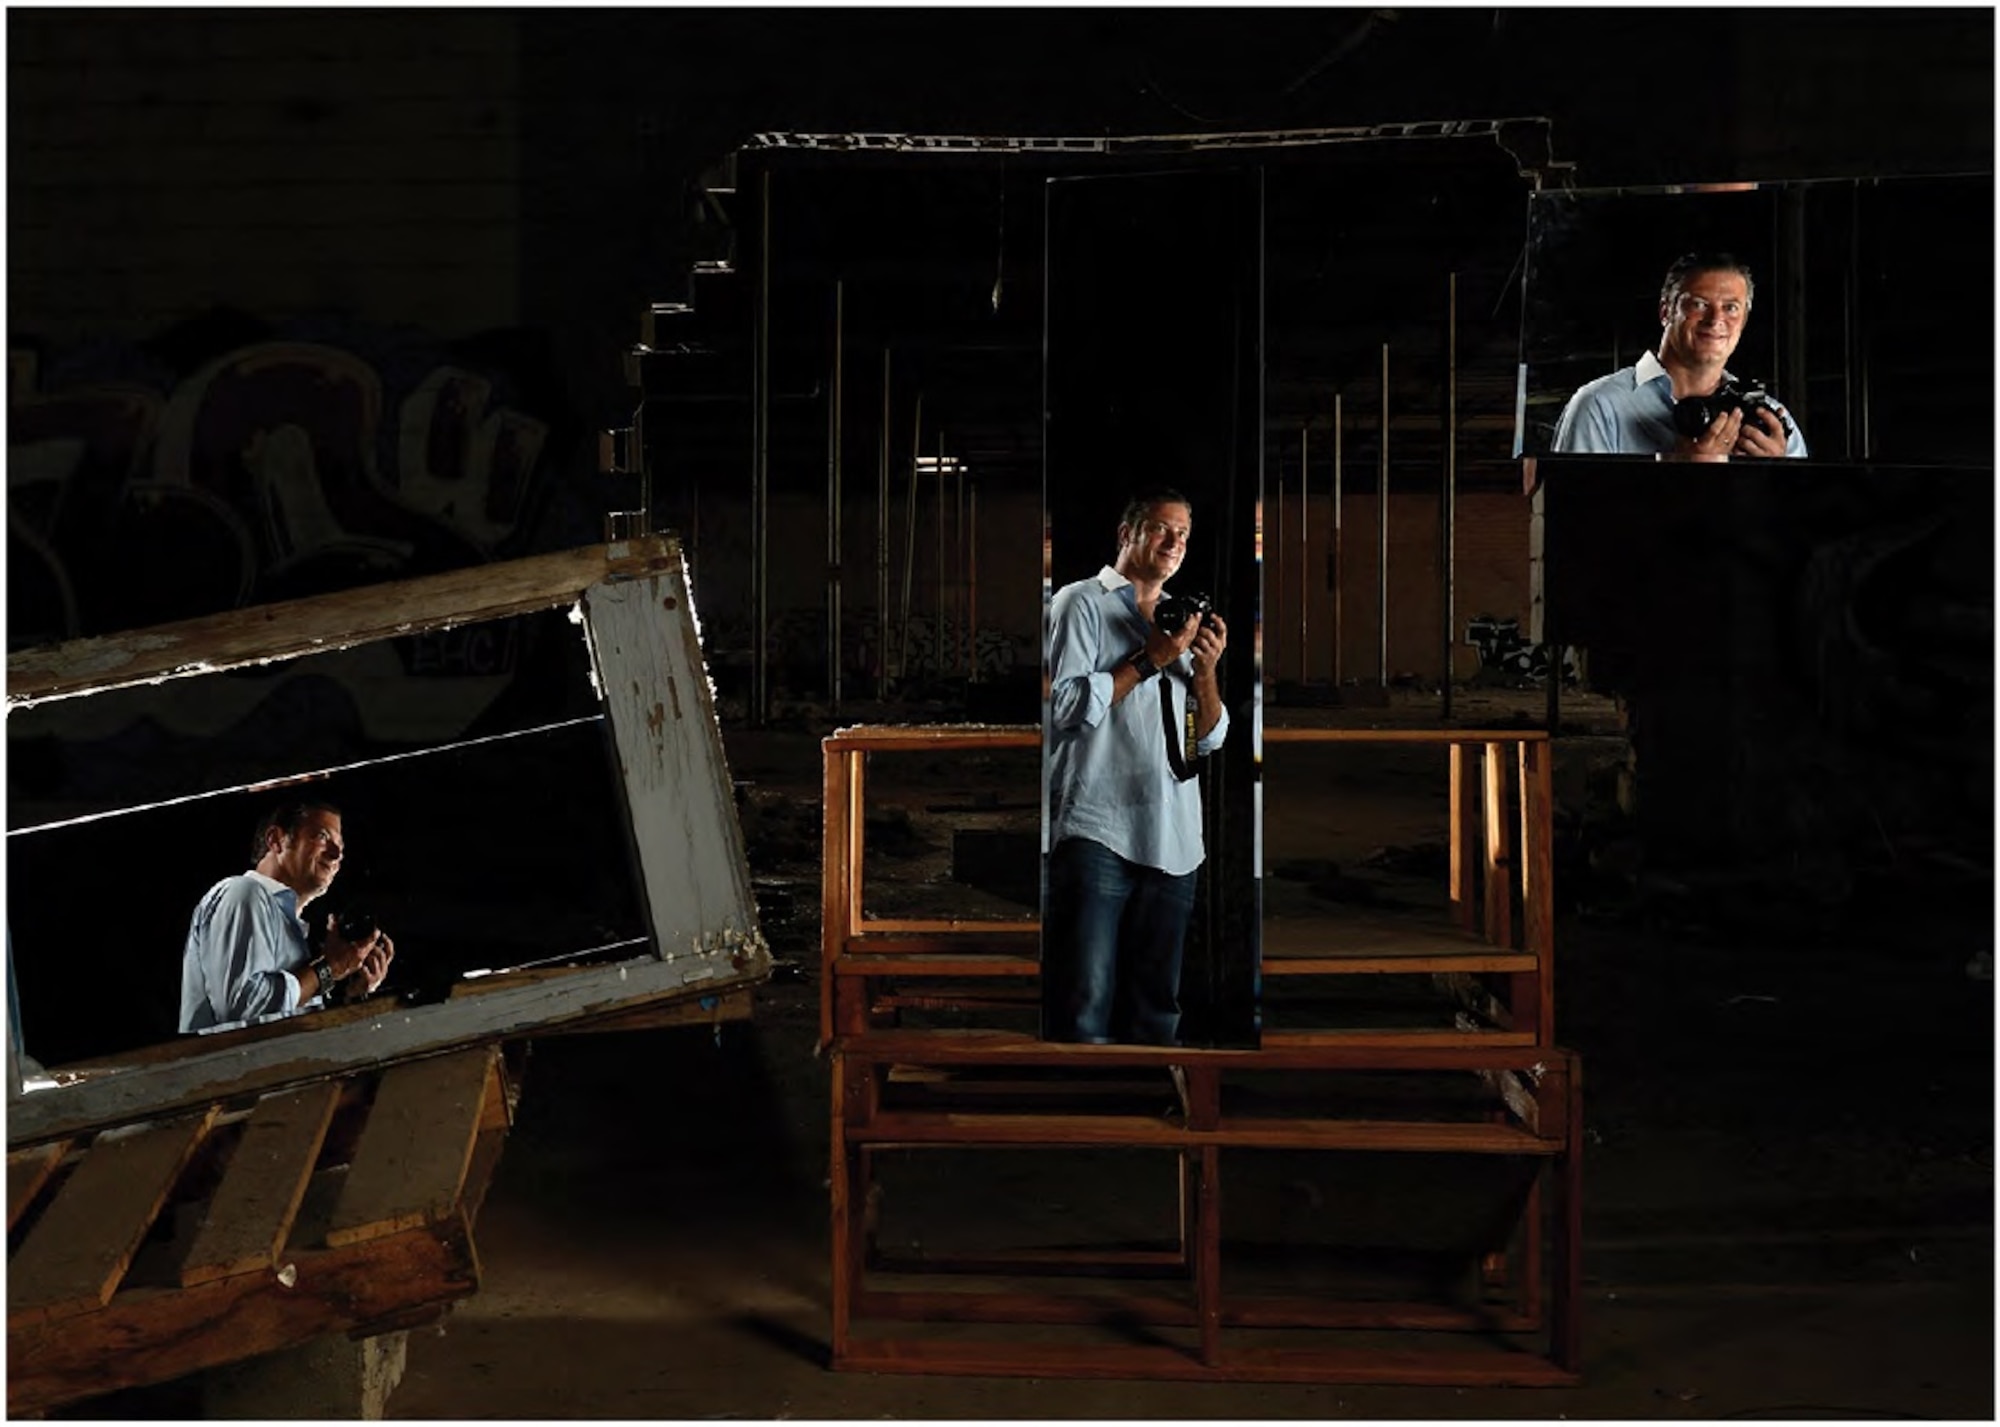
[
  {"xmin": 819, "ymin": 723, "xmax": 1557, "ymax": 1048},
  {"xmin": 819, "ymin": 723, "xmax": 1580, "ymax": 1385}
]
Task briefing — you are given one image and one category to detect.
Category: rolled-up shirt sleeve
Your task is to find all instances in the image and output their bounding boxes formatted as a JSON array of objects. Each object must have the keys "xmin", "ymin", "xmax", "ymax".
[
  {"xmin": 1048, "ymin": 583, "xmax": 1115, "ymax": 732},
  {"xmin": 196, "ymin": 879, "xmax": 301, "ymax": 1026}
]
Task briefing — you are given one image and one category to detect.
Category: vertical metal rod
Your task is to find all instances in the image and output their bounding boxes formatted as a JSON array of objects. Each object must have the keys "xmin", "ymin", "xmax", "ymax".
[
  {"xmin": 1272, "ymin": 467, "xmax": 1284, "ymax": 685},
  {"xmin": 964, "ymin": 457, "xmax": 972, "ymax": 675},
  {"xmin": 967, "ymin": 476, "xmax": 980, "ymax": 685},
  {"xmin": 1442, "ymin": 272, "xmax": 1457, "ymax": 722},
  {"xmin": 1298, "ymin": 425, "xmax": 1309, "ymax": 686},
  {"xmin": 935, "ymin": 431, "xmax": 947, "ymax": 684},
  {"xmin": 751, "ymin": 166, "xmax": 772, "ymax": 728},
  {"xmin": 898, "ymin": 394, "xmax": 922, "ymax": 684},
  {"xmin": 1855, "ymin": 186, "xmax": 1872, "ymax": 459},
  {"xmin": 876, "ymin": 349, "xmax": 892, "ymax": 700},
  {"xmin": 827, "ymin": 279, "xmax": 844, "ymax": 715},
  {"xmin": 1377, "ymin": 342, "xmax": 1390, "ymax": 688},
  {"xmin": 1332, "ymin": 391, "xmax": 1343, "ymax": 687}
]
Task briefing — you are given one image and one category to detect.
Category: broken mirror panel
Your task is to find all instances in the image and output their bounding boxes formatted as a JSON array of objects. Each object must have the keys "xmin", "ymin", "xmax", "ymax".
[{"xmin": 6, "ymin": 605, "xmax": 644, "ymax": 1070}]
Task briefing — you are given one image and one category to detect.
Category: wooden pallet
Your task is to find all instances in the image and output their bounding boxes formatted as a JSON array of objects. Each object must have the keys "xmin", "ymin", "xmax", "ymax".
[{"xmin": 7, "ymin": 1045, "xmax": 516, "ymax": 1416}]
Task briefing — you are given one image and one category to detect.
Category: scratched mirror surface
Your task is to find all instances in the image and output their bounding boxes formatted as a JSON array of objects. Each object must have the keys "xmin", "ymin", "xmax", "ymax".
[{"xmin": 1518, "ymin": 174, "xmax": 1994, "ymax": 467}]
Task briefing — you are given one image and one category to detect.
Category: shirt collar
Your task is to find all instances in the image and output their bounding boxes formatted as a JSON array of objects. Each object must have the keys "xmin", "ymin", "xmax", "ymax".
[
  {"xmin": 1637, "ymin": 348, "xmax": 1737, "ymax": 392},
  {"xmin": 245, "ymin": 869, "xmax": 302, "ymax": 915},
  {"xmin": 1093, "ymin": 564, "xmax": 1131, "ymax": 592}
]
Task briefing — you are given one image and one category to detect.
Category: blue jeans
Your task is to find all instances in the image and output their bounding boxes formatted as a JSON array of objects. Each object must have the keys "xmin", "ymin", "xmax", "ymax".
[{"xmin": 1044, "ymin": 837, "xmax": 1196, "ymax": 1046}]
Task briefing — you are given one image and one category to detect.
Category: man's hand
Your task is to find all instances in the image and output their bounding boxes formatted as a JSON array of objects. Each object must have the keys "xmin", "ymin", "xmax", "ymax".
[
  {"xmin": 324, "ymin": 917, "xmax": 395, "ymax": 994},
  {"xmin": 1731, "ymin": 406, "xmax": 1789, "ymax": 458},
  {"xmin": 1673, "ymin": 407, "xmax": 1741, "ymax": 462},
  {"xmin": 1141, "ymin": 612, "xmax": 1205, "ymax": 671},
  {"xmin": 1189, "ymin": 615, "xmax": 1228, "ymax": 680}
]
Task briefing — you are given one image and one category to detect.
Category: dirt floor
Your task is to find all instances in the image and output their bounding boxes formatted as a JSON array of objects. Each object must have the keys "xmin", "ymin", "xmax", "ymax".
[{"xmin": 367, "ymin": 702, "xmax": 1995, "ymax": 1420}]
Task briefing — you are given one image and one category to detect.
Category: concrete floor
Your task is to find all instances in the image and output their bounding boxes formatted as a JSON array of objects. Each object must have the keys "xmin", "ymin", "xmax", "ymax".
[{"xmin": 376, "ymin": 721, "xmax": 1993, "ymax": 1421}]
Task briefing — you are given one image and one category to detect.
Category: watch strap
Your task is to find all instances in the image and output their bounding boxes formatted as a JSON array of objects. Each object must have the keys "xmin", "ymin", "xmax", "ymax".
[
  {"xmin": 309, "ymin": 954, "xmax": 336, "ymax": 990},
  {"xmin": 1128, "ymin": 649, "xmax": 1161, "ymax": 681}
]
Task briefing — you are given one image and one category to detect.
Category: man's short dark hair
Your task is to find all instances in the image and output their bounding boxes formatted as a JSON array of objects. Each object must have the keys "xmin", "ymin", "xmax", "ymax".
[
  {"xmin": 252, "ymin": 800, "xmax": 340, "ymax": 862},
  {"xmin": 1660, "ymin": 252, "xmax": 1756, "ymax": 310},
  {"xmin": 1119, "ymin": 488, "xmax": 1194, "ymax": 531}
]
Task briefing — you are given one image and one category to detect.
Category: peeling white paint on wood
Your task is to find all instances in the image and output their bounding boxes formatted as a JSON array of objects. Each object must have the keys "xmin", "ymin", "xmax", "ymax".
[
  {"xmin": 581, "ymin": 568, "xmax": 760, "ymax": 956},
  {"xmin": 9, "ymin": 948, "xmax": 763, "ymax": 1147}
]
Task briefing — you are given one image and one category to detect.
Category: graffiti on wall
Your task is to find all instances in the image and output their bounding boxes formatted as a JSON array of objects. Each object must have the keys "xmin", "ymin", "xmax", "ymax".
[{"xmin": 8, "ymin": 323, "xmax": 570, "ymax": 652}]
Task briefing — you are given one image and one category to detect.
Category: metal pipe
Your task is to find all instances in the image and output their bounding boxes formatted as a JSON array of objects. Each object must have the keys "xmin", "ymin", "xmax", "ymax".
[
  {"xmin": 751, "ymin": 165, "xmax": 771, "ymax": 727},
  {"xmin": 1442, "ymin": 272, "xmax": 1457, "ymax": 721},
  {"xmin": 827, "ymin": 279, "xmax": 844, "ymax": 715},
  {"xmin": 968, "ymin": 475, "xmax": 980, "ymax": 684},
  {"xmin": 935, "ymin": 430, "xmax": 946, "ymax": 684},
  {"xmin": 1332, "ymin": 391, "xmax": 1343, "ymax": 686},
  {"xmin": 1298, "ymin": 425, "xmax": 1309, "ymax": 686},
  {"xmin": 898, "ymin": 394, "xmax": 922, "ymax": 685},
  {"xmin": 964, "ymin": 455, "xmax": 972, "ymax": 679},
  {"xmin": 877, "ymin": 349, "xmax": 891, "ymax": 699},
  {"xmin": 1272, "ymin": 466, "xmax": 1284, "ymax": 684},
  {"xmin": 1378, "ymin": 342, "xmax": 1389, "ymax": 688}
]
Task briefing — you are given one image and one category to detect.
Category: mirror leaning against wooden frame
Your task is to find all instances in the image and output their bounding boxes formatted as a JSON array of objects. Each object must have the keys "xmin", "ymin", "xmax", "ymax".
[
  {"xmin": 1040, "ymin": 166, "xmax": 1264, "ymax": 1050},
  {"xmin": 4, "ymin": 536, "xmax": 769, "ymax": 1149}
]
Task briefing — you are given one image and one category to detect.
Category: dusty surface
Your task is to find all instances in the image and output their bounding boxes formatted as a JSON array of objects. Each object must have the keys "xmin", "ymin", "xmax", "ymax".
[{"xmin": 378, "ymin": 707, "xmax": 1997, "ymax": 1420}]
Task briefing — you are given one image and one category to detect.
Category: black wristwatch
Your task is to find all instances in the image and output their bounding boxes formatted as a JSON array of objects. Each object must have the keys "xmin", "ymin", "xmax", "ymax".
[
  {"xmin": 309, "ymin": 954, "xmax": 337, "ymax": 992},
  {"xmin": 1128, "ymin": 648, "xmax": 1162, "ymax": 681}
]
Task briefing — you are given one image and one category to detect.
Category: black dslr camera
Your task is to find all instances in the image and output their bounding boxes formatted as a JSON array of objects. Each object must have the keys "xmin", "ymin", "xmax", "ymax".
[
  {"xmin": 1154, "ymin": 591, "xmax": 1215, "ymax": 635},
  {"xmin": 1671, "ymin": 379, "xmax": 1792, "ymax": 441},
  {"xmin": 336, "ymin": 910, "xmax": 378, "ymax": 944}
]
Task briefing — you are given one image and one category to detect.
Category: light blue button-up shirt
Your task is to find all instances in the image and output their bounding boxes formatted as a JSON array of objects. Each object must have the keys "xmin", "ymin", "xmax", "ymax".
[
  {"xmin": 178, "ymin": 870, "xmax": 323, "ymax": 1034},
  {"xmin": 1552, "ymin": 350, "xmax": 1808, "ymax": 457},
  {"xmin": 1046, "ymin": 566, "xmax": 1229, "ymax": 877}
]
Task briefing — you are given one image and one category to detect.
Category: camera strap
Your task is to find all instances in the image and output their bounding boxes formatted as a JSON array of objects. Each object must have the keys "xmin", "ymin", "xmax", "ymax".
[{"xmin": 1157, "ymin": 669, "xmax": 1202, "ymax": 783}]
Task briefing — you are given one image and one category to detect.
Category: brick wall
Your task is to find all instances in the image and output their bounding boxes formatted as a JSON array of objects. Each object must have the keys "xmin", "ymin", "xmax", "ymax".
[{"xmin": 9, "ymin": 11, "xmax": 523, "ymax": 348}]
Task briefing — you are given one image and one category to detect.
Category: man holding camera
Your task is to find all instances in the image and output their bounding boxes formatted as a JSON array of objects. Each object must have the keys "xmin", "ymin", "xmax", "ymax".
[
  {"xmin": 1043, "ymin": 490, "xmax": 1229, "ymax": 1045},
  {"xmin": 178, "ymin": 800, "xmax": 394, "ymax": 1034},
  {"xmin": 1553, "ymin": 252, "xmax": 1808, "ymax": 461}
]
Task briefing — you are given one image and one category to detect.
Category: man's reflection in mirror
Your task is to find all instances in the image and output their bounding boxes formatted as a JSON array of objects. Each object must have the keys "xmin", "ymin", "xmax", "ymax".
[
  {"xmin": 178, "ymin": 801, "xmax": 395, "ymax": 1034},
  {"xmin": 1043, "ymin": 489, "xmax": 1229, "ymax": 1046},
  {"xmin": 1553, "ymin": 252, "xmax": 1809, "ymax": 461}
]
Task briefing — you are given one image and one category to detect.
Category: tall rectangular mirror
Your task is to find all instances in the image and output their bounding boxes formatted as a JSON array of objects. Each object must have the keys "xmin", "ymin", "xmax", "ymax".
[{"xmin": 1041, "ymin": 166, "xmax": 1263, "ymax": 1049}]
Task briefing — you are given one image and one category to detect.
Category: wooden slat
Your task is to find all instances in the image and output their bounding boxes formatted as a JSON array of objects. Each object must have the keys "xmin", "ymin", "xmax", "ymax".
[
  {"xmin": 845, "ymin": 928, "xmax": 1039, "ymax": 953},
  {"xmin": 178, "ymin": 1083, "xmax": 340, "ymax": 1287},
  {"xmin": 1481, "ymin": 740, "xmax": 1515, "ymax": 950},
  {"xmin": 7, "ymin": 539, "xmax": 679, "ymax": 710},
  {"xmin": 853, "ymin": 1111, "xmax": 1561, "ymax": 1155},
  {"xmin": 325, "ymin": 1049, "xmax": 494, "ymax": 1248},
  {"xmin": 825, "ymin": 724, "xmax": 1039, "ymax": 752},
  {"xmin": 846, "ymin": 751, "xmax": 866, "ymax": 969},
  {"xmin": 1263, "ymin": 727, "xmax": 1549, "ymax": 745},
  {"xmin": 1519, "ymin": 737, "xmax": 1557, "ymax": 1042},
  {"xmin": 9, "ymin": 1213, "xmax": 480, "ymax": 1416},
  {"xmin": 7, "ymin": 1140, "xmax": 69, "ymax": 1230},
  {"xmin": 840, "ymin": 1026, "xmax": 1560, "ymax": 1074},
  {"xmin": 8, "ymin": 1108, "xmax": 217, "ymax": 1327},
  {"xmin": 835, "ymin": 1336, "xmax": 1578, "ymax": 1386},
  {"xmin": 839, "ymin": 954, "xmax": 1040, "ymax": 978},
  {"xmin": 1449, "ymin": 741, "xmax": 1477, "ymax": 932},
  {"xmin": 821, "ymin": 732, "xmax": 855, "ymax": 1049},
  {"xmin": 856, "ymin": 1288, "xmax": 1537, "ymax": 1333}
]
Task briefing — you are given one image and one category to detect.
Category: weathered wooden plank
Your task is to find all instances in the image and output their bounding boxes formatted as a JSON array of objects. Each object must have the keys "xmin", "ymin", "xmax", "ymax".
[
  {"xmin": 7, "ymin": 1140, "xmax": 69, "ymax": 1230},
  {"xmin": 582, "ymin": 565, "xmax": 762, "ymax": 977},
  {"xmin": 10, "ymin": 947, "xmax": 763, "ymax": 1149},
  {"xmin": 837, "ymin": 954, "xmax": 1040, "ymax": 978},
  {"xmin": 178, "ymin": 1083, "xmax": 339, "ymax": 1287},
  {"xmin": 9, "ymin": 1108, "xmax": 218, "ymax": 1327},
  {"xmin": 853, "ymin": 1111, "xmax": 1559, "ymax": 1155},
  {"xmin": 325, "ymin": 1049, "xmax": 495, "ymax": 1248},
  {"xmin": 835, "ymin": 1336, "xmax": 1577, "ymax": 1386},
  {"xmin": 6, "ymin": 539, "xmax": 680, "ymax": 710},
  {"xmin": 7, "ymin": 1215, "xmax": 480, "ymax": 1416},
  {"xmin": 821, "ymin": 736, "xmax": 855, "ymax": 1050},
  {"xmin": 824, "ymin": 724, "xmax": 1039, "ymax": 752}
]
